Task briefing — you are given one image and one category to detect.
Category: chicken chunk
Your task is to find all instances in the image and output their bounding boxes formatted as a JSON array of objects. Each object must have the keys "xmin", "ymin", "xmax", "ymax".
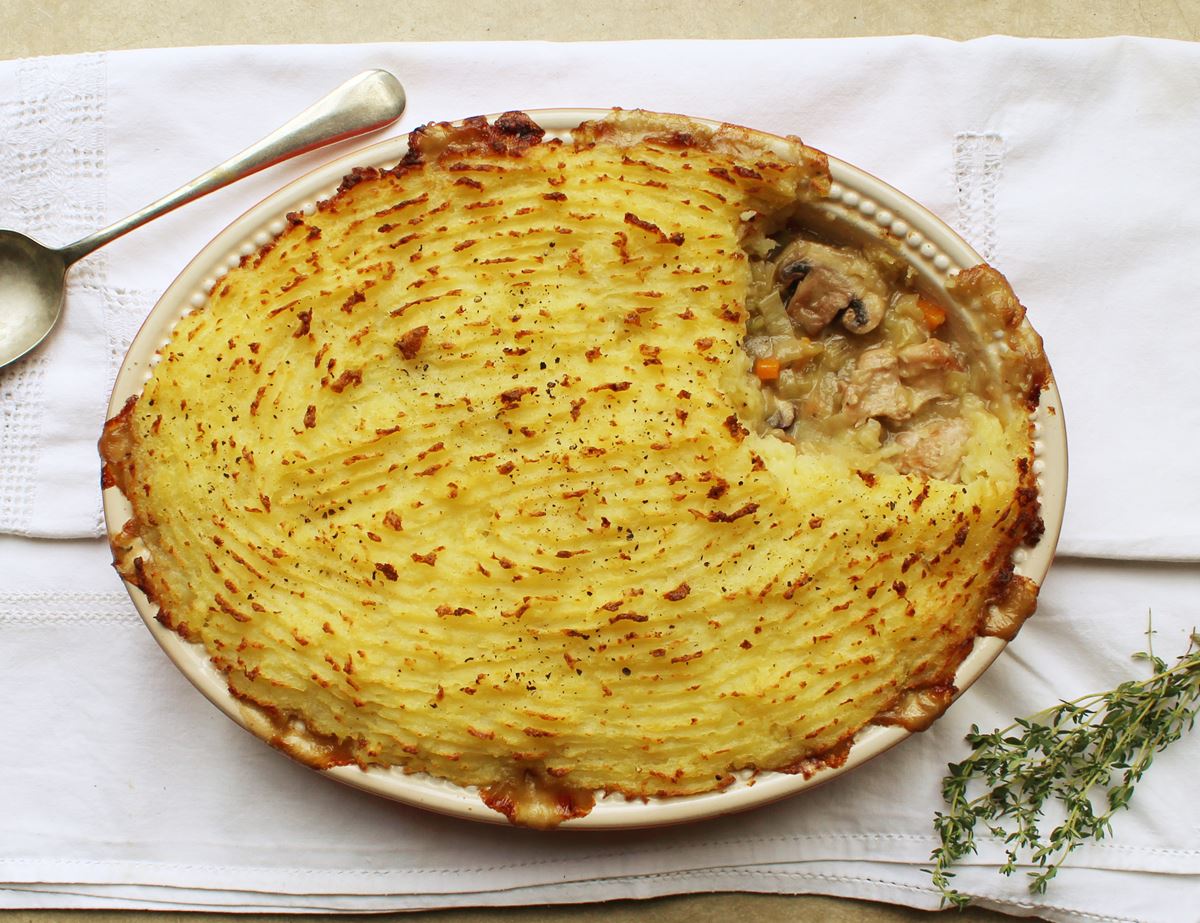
[
  {"xmin": 842, "ymin": 347, "xmax": 911, "ymax": 423},
  {"xmin": 898, "ymin": 338, "xmax": 964, "ymax": 375},
  {"xmin": 894, "ymin": 417, "xmax": 971, "ymax": 480},
  {"xmin": 842, "ymin": 338, "xmax": 962, "ymax": 425}
]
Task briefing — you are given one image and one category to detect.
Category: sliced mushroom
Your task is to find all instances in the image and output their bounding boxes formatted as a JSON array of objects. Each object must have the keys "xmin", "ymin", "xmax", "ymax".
[
  {"xmin": 771, "ymin": 238, "xmax": 890, "ymax": 336},
  {"xmin": 840, "ymin": 292, "xmax": 886, "ymax": 334}
]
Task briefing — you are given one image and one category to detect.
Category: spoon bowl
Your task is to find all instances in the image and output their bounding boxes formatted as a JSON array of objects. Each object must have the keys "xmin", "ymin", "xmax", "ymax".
[
  {"xmin": 0, "ymin": 230, "xmax": 66, "ymax": 367},
  {"xmin": 0, "ymin": 69, "xmax": 405, "ymax": 371}
]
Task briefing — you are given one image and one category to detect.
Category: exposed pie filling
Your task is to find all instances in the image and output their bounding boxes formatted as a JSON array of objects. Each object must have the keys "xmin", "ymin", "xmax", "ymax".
[
  {"xmin": 100, "ymin": 109, "xmax": 1050, "ymax": 827},
  {"xmin": 744, "ymin": 232, "xmax": 984, "ymax": 483}
]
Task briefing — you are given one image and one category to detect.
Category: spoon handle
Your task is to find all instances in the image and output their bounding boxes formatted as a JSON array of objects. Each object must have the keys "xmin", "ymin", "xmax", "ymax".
[{"xmin": 57, "ymin": 69, "xmax": 406, "ymax": 266}]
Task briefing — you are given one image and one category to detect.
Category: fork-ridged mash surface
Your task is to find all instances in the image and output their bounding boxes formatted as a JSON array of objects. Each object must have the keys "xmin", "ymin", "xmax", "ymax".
[{"xmin": 101, "ymin": 111, "xmax": 1044, "ymax": 827}]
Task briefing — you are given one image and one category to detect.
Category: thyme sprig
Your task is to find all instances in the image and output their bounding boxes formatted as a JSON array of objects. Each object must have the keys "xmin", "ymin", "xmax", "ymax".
[{"xmin": 929, "ymin": 628, "xmax": 1200, "ymax": 907}]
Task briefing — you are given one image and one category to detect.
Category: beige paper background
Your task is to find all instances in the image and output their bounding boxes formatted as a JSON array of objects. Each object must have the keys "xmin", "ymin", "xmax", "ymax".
[{"xmin": 1, "ymin": 2, "xmax": 1196, "ymax": 921}]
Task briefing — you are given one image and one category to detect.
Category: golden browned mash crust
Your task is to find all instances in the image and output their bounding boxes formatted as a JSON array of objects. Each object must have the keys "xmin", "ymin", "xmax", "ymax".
[{"xmin": 101, "ymin": 109, "xmax": 1047, "ymax": 828}]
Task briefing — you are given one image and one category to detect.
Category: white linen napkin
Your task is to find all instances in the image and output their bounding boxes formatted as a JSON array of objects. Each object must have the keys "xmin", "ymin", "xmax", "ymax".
[{"xmin": 2, "ymin": 38, "xmax": 1199, "ymax": 923}]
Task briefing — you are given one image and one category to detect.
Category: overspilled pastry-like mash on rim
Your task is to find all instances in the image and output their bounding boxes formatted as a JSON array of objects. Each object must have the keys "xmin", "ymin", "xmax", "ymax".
[{"xmin": 101, "ymin": 109, "xmax": 1065, "ymax": 828}]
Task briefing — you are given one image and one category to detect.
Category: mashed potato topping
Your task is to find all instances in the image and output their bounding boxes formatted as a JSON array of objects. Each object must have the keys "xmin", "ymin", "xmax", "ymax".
[{"xmin": 101, "ymin": 110, "xmax": 1047, "ymax": 827}]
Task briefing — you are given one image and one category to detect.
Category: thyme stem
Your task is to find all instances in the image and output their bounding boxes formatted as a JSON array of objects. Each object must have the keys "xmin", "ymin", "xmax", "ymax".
[{"xmin": 928, "ymin": 628, "xmax": 1200, "ymax": 907}]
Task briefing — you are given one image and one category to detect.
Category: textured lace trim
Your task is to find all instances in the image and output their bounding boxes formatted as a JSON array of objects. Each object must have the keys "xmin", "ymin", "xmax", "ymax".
[
  {"xmin": 0, "ymin": 590, "xmax": 139, "ymax": 625},
  {"xmin": 953, "ymin": 132, "xmax": 1004, "ymax": 263},
  {"xmin": 0, "ymin": 53, "xmax": 114, "ymax": 537},
  {"xmin": 0, "ymin": 54, "xmax": 106, "ymax": 245},
  {"xmin": 0, "ymin": 358, "xmax": 48, "ymax": 531}
]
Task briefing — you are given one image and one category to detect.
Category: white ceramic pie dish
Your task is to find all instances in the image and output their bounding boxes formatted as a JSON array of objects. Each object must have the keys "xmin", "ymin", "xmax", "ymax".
[{"xmin": 102, "ymin": 109, "xmax": 1067, "ymax": 829}]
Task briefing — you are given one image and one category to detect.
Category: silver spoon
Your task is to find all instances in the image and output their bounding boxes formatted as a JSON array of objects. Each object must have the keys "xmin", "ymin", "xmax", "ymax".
[{"xmin": 0, "ymin": 69, "xmax": 406, "ymax": 370}]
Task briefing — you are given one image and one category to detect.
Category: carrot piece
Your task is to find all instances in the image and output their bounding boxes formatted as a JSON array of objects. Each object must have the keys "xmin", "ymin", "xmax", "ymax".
[
  {"xmin": 754, "ymin": 357, "xmax": 781, "ymax": 381},
  {"xmin": 918, "ymin": 296, "xmax": 947, "ymax": 331}
]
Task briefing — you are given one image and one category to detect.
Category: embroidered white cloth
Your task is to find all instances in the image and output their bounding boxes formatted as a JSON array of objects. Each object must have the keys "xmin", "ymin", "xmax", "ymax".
[{"xmin": 1, "ymin": 38, "xmax": 1198, "ymax": 923}]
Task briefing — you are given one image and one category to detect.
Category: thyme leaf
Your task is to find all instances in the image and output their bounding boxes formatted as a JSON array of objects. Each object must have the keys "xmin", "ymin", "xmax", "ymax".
[{"xmin": 928, "ymin": 627, "xmax": 1200, "ymax": 908}]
